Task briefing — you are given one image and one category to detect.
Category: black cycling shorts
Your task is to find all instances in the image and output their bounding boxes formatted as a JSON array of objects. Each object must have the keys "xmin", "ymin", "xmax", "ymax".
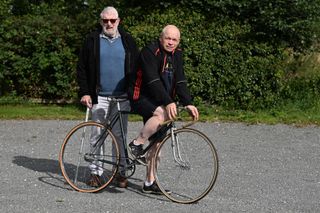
[{"xmin": 130, "ymin": 97, "xmax": 159, "ymax": 123}]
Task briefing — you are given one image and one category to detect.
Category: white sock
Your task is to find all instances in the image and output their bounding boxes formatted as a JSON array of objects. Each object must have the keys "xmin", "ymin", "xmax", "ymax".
[
  {"xmin": 133, "ymin": 139, "xmax": 142, "ymax": 146},
  {"xmin": 144, "ymin": 180, "xmax": 154, "ymax": 186}
]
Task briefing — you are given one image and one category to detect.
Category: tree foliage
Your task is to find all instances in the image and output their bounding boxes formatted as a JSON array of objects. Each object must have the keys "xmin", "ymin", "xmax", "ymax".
[{"xmin": 0, "ymin": 0, "xmax": 319, "ymax": 109}]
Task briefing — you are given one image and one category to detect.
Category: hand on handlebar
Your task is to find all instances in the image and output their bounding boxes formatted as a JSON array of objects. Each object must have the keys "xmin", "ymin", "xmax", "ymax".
[
  {"xmin": 80, "ymin": 95, "xmax": 92, "ymax": 109},
  {"xmin": 166, "ymin": 103, "xmax": 199, "ymax": 121},
  {"xmin": 166, "ymin": 102, "xmax": 177, "ymax": 120},
  {"xmin": 185, "ymin": 105, "xmax": 199, "ymax": 121}
]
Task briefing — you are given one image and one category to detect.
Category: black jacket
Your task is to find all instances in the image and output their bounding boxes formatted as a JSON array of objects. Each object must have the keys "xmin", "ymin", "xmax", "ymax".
[
  {"xmin": 77, "ymin": 27, "xmax": 139, "ymax": 104},
  {"xmin": 128, "ymin": 40, "xmax": 192, "ymax": 106}
]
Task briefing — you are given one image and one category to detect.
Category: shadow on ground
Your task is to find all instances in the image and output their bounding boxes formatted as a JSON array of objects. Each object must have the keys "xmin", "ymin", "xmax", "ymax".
[{"xmin": 11, "ymin": 155, "xmax": 161, "ymax": 199}]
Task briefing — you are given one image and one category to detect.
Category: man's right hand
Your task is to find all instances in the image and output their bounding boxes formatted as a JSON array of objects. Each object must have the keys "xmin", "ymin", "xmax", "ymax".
[
  {"xmin": 166, "ymin": 102, "xmax": 177, "ymax": 120},
  {"xmin": 80, "ymin": 95, "xmax": 92, "ymax": 108}
]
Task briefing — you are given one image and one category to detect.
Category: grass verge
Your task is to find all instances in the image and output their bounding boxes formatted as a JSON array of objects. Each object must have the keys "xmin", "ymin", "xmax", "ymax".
[{"xmin": 0, "ymin": 101, "xmax": 320, "ymax": 126}]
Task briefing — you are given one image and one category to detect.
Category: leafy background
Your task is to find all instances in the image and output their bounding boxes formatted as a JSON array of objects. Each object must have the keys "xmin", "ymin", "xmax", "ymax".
[{"xmin": 0, "ymin": 0, "xmax": 319, "ymax": 110}]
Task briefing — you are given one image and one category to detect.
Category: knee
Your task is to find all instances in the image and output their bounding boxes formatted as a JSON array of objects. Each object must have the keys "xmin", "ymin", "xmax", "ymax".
[{"xmin": 153, "ymin": 107, "xmax": 167, "ymax": 122}]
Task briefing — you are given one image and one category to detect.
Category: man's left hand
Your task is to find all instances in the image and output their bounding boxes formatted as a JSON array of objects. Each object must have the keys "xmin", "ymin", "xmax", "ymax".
[{"xmin": 185, "ymin": 105, "xmax": 199, "ymax": 121}]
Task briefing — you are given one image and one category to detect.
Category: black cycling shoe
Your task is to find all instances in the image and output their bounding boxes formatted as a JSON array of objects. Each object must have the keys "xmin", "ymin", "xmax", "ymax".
[
  {"xmin": 142, "ymin": 182, "xmax": 171, "ymax": 195},
  {"xmin": 129, "ymin": 140, "xmax": 143, "ymax": 158}
]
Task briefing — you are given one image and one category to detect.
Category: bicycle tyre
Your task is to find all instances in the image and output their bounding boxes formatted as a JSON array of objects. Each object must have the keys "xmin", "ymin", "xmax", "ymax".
[
  {"xmin": 155, "ymin": 128, "xmax": 219, "ymax": 204},
  {"xmin": 59, "ymin": 121, "xmax": 119, "ymax": 193}
]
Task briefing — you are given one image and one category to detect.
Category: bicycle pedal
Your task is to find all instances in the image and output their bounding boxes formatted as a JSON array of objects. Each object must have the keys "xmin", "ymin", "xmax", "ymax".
[{"xmin": 135, "ymin": 156, "xmax": 147, "ymax": 165}]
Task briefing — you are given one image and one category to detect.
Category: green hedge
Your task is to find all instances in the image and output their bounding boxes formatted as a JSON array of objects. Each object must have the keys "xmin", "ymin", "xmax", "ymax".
[
  {"xmin": 0, "ymin": 14, "xmax": 78, "ymax": 99},
  {"xmin": 0, "ymin": 0, "xmax": 319, "ymax": 110},
  {"xmin": 114, "ymin": 7, "xmax": 288, "ymax": 109}
]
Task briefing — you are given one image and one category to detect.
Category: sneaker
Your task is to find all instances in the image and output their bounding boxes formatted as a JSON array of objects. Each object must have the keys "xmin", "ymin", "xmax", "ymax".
[
  {"xmin": 129, "ymin": 140, "xmax": 143, "ymax": 158},
  {"xmin": 86, "ymin": 174, "xmax": 102, "ymax": 187},
  {"xmin": 142, "ymin": 182, "xmax": 171, "ymax": 195}
]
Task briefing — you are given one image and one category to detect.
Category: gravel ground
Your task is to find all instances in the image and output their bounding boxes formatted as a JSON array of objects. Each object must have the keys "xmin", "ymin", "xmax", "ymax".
[{"xmin": 0, "ymin": 120, "xmax": 320, "ymax": 213}]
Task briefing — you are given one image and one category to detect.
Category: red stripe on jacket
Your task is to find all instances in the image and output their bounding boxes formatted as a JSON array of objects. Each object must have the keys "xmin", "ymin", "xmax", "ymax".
[{"xmin": 133, "ymin": 68, "xmax": 143, "ymax": 100}]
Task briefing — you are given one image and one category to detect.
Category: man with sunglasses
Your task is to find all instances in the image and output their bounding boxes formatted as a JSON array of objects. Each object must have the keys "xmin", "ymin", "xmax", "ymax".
[
  {"xmin": 128, "ymin": 25, "xmax": 199, "ymax": 194},
  {"xmin": 77, "ymin": 6, "xmax": 139, "ymax": 188}
]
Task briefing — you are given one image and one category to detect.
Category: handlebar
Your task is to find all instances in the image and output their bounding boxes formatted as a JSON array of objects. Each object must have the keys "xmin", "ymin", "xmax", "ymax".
[
  {"xmin": 161, "ymin": 118, "xmax": 197, "ymax": 128},
  {"xmin": 161, "ymin": 106, "xmax": 198, "ymax": 128}
]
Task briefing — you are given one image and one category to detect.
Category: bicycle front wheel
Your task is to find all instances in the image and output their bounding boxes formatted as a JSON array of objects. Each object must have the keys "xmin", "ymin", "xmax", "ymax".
[
  {"xmin": 59, "ymin": 122, "xmax": 119, "ymax": 193},
  {"xmin": 155, "ymin": 128, "xmax": 218, "ymax": 204}
]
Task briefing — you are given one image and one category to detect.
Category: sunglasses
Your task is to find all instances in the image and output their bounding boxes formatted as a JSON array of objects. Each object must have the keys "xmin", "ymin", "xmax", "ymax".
[{"xmin": 101, "ymin": 19, "xmax": 118, "ymax": 24}]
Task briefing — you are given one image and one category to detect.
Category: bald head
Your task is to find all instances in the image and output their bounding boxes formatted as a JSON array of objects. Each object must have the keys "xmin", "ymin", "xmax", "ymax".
[
  {"xmin": 161, "ymin": 25, "xmax": 180, "ymax": 39},
  {"xmin": 160, "ymin": 25, "xmax": 180, "ymax": 52}
]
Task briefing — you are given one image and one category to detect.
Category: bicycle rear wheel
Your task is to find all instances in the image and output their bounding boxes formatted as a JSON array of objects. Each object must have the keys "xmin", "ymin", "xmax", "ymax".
[
  {"xmin": 155, "ymin": 128, "xmax": 218, "ymax": 204},
  {"xmin": 59, "ymin": 121, "xmax": 119, "ymax": 193}
]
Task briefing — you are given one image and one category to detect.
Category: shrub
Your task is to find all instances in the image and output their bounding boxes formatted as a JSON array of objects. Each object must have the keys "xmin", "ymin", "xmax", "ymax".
[
  {"xmin": 0, "ymin": 14, "xmax": 79, "ymax": 99},
  {"xmin": 0, "ymin": 1, "xmax": 319, "ymax": 111},
  {"xmin": 125, "ymin": 7, "xmax": 286, "ymax": 109}
]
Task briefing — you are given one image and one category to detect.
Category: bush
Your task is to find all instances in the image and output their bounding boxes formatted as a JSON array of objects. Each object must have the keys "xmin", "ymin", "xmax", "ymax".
[
  {"xmin": 125, "ymin": 7, "xmax": 286, "ymax": 109},
  {"xmin": 0, "ymin": 0, "xmax": 319, "ymax": 110},
  {"xmin": 0, "ymin": 14, "xmax": 78, "ymax": 99}
]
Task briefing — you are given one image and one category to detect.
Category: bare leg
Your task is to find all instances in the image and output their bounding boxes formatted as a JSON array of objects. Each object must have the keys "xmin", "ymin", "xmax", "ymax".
[
  {"xmin": 134, "ymin": 106, "xmax": 167, "ymax": 145},
  {"xmin": 134, "ymin": 106, "xmax": 168, "ymax": 184},
  {"xmin": 146, "ymin": 142, "xmax": 160, "ymax": 183}
]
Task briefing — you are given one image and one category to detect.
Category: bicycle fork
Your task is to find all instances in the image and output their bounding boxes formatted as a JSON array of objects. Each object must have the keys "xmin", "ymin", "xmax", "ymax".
[{"xmin": 170, "ymin": 126, "xmax": 190, "ymax": 169}]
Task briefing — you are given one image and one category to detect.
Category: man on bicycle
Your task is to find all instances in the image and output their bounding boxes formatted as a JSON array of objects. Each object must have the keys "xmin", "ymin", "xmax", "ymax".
[
  {"xmin": 77, "ymin": 6, "xmax": 139, "ymax": 188},
  {"xmin": 128, "ymin": 25, "xmax": 199, "ymax": 194}
]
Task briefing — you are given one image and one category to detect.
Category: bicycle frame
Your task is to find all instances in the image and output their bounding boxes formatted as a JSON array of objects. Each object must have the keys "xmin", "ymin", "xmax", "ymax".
[
  {"xmin": 169, "ymin": 123, "xmax": 191, "ymax": 169},
  {"xmin": 85, "ymin": 98, "xmax": 194, "ymax": 174},
  {"xmin": 87, "ymin": 98, "xmax": 132, "ymax": 171}
]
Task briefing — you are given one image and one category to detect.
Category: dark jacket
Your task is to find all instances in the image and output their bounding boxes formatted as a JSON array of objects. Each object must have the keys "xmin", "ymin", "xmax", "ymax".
[
  {"xmin": 77, "ymin": 27, "xmax": 139, "ymax": 104},
  {"xmin": 128, "ymin": 40, "xmax": 192, "ymax": 106}
]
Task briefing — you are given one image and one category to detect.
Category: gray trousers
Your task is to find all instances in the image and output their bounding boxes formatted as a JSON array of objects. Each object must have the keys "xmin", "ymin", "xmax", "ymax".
[{"xmin": 89, "ymin": 96, "xmax": 130, "ymax": 176}]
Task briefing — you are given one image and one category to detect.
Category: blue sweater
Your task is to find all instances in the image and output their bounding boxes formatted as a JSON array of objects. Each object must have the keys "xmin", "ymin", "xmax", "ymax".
[{"xmin": 99, "ymin": 36, "xmax": 125, "ymax": 96}]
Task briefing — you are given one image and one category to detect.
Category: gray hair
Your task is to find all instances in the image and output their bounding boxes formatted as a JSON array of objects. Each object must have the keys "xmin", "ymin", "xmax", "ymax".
[{"xmin": 100, "ymin": 6, "xmax": 119, "ymax": 18}]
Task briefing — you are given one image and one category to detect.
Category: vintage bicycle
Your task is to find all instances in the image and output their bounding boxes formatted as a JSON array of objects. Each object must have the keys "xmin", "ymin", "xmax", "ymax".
[{"xmin": 58, "ymin": 97, "xmax": 219, "ymax": 204}]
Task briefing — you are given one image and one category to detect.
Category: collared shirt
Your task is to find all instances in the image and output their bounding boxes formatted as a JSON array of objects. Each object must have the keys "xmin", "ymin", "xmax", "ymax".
[{"xmin": 100, "ymin": 30, "xmax": 121, "ymax": 43}]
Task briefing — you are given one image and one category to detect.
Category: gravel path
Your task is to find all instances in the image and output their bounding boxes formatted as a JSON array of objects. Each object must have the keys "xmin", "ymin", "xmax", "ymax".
[{"xmin": 0, "ymin": 120, "xmax": 319, "ymax": 213}]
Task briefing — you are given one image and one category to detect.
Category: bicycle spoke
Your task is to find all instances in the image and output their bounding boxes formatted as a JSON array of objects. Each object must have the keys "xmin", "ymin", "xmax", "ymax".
[
  {"xmin": 155, "ymin": 128, "xmax": 218, "ymax": 204},
  {"xmin": 59, "ymin": 122, "xmax": 119, "ymax": 192}
]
